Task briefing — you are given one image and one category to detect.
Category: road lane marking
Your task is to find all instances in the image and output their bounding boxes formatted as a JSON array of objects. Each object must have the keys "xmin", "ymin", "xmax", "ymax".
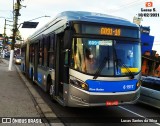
[{"xmin": 118, "ymin": 106, "xmax": 160, "ymax": 126}]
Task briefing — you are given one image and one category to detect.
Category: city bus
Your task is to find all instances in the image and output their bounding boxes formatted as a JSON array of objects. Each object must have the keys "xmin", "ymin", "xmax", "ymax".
[{"xmin": 21, "ymin": 11, "xmax": 141, "ymax": 107}]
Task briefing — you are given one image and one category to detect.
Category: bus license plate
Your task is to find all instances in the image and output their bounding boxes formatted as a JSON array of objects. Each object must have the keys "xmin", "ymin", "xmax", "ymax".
[{"xmin": 106, "ymin": 101, "xmax": 119, "ymax": 106}]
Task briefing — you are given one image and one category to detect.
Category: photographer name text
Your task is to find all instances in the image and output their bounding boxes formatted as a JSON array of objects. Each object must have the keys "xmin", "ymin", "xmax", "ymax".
[{"xmin": 121, "ymin": 118, "xmax": 157, "ymax": 123}]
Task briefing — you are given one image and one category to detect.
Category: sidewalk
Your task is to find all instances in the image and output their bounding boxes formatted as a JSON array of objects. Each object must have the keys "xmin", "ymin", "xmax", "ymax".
[{"xmin": 0, "ymin": 58, "xmax": 63, "ymax": 126}]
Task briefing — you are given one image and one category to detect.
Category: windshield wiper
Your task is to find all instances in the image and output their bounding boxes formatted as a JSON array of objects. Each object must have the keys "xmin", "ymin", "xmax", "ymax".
[
  {"xmin": 93, "ymin": 46, "xmax": 110, "ymax": 79},
  {"xmin": 93, "ymin": 57, "xmax": 109, "ymax": 79},
  {"xmin": 115, "ymin": 59, "xmax": 134, "ymax": 79},
  {"xmin": 114, "ymin": 46, "xmax": 134, "ymax": 79}
]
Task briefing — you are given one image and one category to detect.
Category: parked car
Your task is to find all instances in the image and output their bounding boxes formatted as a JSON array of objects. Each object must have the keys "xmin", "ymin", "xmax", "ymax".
[
  {"xmin": 5, "ymin": 51, "xmax": 10, "ymax": 58},
  {"xmin": 15, "ymin": 56, "xmax": 21, "ymax": 65},
  {"xmin": 139, "ymin": 76, "xmax": 160, "ymax": 109}
]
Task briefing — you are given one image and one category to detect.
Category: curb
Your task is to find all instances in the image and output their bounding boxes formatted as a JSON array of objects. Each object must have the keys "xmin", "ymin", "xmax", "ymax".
[
  {"xmin": 2, "ymin": 59, "xmax": 64, "ymax": 126},
  {"xmin": 15, "ymin": 65, "xmax": 64, "ymax": 126}
]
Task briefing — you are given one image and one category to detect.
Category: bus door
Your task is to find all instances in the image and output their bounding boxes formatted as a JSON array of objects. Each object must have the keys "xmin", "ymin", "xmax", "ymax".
[
  {"xmin": 34, "ymin": 43, "xmax": 38, "ymax": 81},
  {"xmin": 55, "ymin": 33, "xmax": 65, "ymax": 99}
]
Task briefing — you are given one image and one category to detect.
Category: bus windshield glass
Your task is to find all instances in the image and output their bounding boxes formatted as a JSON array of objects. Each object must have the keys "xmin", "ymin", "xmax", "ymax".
[{"xmin": 71, "ymin": 38, "xmax": 141, "ymax": 76}]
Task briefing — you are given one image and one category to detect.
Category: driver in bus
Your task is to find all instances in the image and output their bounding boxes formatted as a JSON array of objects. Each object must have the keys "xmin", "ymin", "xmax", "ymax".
[{"xmin": 83, "ymin": 48, "xmax": 96, "ymax": 73}]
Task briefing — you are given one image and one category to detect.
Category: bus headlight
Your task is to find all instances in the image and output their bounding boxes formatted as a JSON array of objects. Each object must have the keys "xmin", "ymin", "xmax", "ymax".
[
  {"xmin": 70, "ymin": 76, "xmax": 88, "ymax": 91},
  {"xmin": 136, "ymin": 80, "xmax": 141, "ymax": 88}
]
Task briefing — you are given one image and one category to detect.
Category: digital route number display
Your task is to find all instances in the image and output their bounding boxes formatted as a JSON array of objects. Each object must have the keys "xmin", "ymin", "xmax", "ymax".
[
  {"xmin": 74, "ymin": 24, "xmax": 139, "ymax": 38},
  {"xmin": 100, "ymin": 27, "xmax": 121, "ymax": 36}
]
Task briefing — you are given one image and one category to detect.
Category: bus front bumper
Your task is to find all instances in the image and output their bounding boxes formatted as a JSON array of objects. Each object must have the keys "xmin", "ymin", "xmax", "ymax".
[{"xmin": 66, "ymin": 85, "xmax": 140, "ymax": 107}]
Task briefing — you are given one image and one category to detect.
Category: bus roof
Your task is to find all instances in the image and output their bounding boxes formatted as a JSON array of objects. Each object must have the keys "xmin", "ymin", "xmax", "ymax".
[
  {"xmin": 55, "ymin": 11, "xmax": 138, "ymax": 27},
  {"xmin": 28, "ymin": 11, "xmax": 139, "ymax": 40}
]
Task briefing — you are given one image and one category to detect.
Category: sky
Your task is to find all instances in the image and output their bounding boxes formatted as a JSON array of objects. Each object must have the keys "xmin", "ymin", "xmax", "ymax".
[{"xmin": 0, "ymin": 0, "xmax": 160, "ymax": 54}]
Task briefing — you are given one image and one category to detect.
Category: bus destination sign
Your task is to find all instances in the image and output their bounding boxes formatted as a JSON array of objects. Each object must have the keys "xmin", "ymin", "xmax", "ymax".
[
  {"xmin": 78, "ymin": 24, "xmax": 139, "ymax": 38},
  {"xmin": 100, "ymin": 27, "xmax": 121, "ymax": 36}
]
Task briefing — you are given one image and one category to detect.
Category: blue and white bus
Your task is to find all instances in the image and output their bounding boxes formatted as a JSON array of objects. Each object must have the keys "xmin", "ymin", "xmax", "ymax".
[{"xmin": 21, "ymin": 11, "xmax": 141, "ymax": 107}]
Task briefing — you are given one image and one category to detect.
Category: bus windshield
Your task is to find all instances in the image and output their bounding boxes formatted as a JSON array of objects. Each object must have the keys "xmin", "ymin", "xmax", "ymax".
[{"xmin": 71, "ymin": 38, "xmax": 141, "ymax": 76}]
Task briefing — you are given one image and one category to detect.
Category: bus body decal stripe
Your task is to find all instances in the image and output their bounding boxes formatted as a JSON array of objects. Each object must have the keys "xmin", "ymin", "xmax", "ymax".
[
  {"xmin": 37, "ymin": 72, "xmax": 43, "ymax": 84},
  {"xmin": 86, "ymin": 79, "xmax": 138, "ymax": 92}
]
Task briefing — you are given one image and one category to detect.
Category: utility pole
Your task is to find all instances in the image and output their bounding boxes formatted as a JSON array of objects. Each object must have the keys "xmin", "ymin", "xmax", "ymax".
[
  {"xmin": 2, "ymin": 19, "xmax": 6, "ymax": 58},
  {"xmin": 3, "ymin": 19, "xmax": 6, "ymax": 44},
  {"xmin": 9, "ymin": 0, "xmax": 21, "ymax": 70}
]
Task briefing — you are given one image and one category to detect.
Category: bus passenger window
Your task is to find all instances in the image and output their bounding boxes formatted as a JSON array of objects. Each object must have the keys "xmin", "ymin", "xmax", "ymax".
[
  {"xmin": 47, "ymin": 36, "xmax": 51, "ymax": 67},
  {"xmin": 48, "ymin": 35, "xmax": 55, "ymax": 69},
  {"xmin": 49, "ymin": 53, "xmax": 54, "ymax": 68},
  {"xmin": 39, "ymin": 47, "xmax": 43, "ymax": 65},
  {"xmin": 44, "ymin": 38, "xmax": 48, "ymax": 67}
]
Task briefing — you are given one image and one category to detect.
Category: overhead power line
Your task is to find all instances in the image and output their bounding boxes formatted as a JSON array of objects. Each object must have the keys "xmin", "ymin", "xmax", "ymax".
[{"xmin": 106, "ymin": 0, "xmax": 145, "ymax": 13}]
